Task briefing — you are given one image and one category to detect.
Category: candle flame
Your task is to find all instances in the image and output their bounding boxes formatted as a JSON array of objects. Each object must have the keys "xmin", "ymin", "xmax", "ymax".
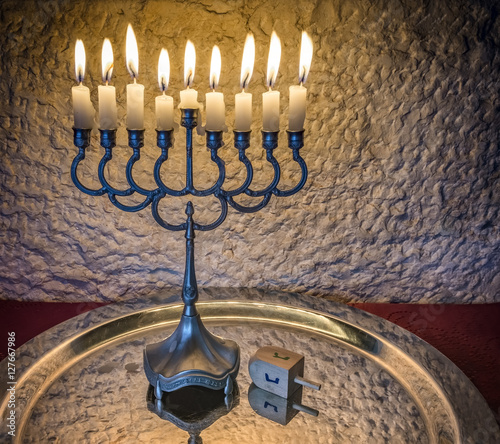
[
  {"xmin": 74, "ymin": 39, "xmax": 85, "ymax": 83},
  {"xmin": 101, "ymin": 38, "xmax": 114, "ymax": 84},
  {"xmin": 240, "ymin": 33, "xmax": 255, "ymax": 90},
  {"xmin": 126, "ymin": 24, "xmax": 139, "ymax": 78},
  {"xmin": 266, "ymin": 31, "xmax": 281, "ymax": 88},
  {"xmin": 210, "ymin": 45, "xmax": 221, "ymax": 90},
  {"xmin": 184, "ymin": 40, "xmax": 196, "ymax": 88},
  {"xmin": 158, "ymin": 48, "xmax": 170, "ymax": 92},
  {"xmin": 299, "ymin": 31, "xmax": 313, "ymax": 84}
]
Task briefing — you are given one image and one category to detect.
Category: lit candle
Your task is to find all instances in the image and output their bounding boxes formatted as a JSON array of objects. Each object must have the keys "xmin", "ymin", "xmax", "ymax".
[
  {"xmin": 98, "ymin": 38, "xmax": 117, "ymax": 129},
  {"xmin": 235, "ymin": 34, "xmax": 255, "ymax": 132},
  {"xmin": 72, "ymin": 39, "xmax": 95, "ymax": 129},
  {"xmin": 289, "ymin": 31, "xmax": 313, "ymax": 131},
  {"xmin": 262, "ymin": 31, "xmax": 281, "ymax": 132},
  {"xmin": 205, "ymin": 46, "xmax": 225, "ymax": 130},
  {"xmin": 125, "ymin": 24, "xmax": 144, "ymax": 130},
  {"xmin": 156, "ymin": 48, "xmax": 174, "ymax": 130},
  {"xmin": 179, "ymin": 40, "xmax": 199, "ymax": 109}
]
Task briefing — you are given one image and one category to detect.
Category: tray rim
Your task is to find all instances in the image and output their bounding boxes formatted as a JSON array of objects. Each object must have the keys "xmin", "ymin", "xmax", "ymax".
[{"xmin": 0, "ymin": 291, "xmax": 498, "ymax": 443}]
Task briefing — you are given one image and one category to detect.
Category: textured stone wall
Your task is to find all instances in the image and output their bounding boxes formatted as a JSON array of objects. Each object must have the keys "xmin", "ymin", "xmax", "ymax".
[{"xmin": 1, "ymin": 0, "xmax": 499, "ymax": 303}]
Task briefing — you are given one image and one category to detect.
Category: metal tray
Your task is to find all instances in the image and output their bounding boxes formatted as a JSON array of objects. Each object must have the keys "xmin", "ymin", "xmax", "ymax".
[{"xmin": 0, "ymin": 289, "xmax": 498, "ymax": 443}]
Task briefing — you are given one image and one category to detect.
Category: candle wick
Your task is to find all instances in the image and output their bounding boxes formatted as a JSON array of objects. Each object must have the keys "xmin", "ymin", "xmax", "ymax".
[
  {"xmin": 134, "ymin": 77, "xmax": 137, "ymax": 84},
  {"xmin": 79, "ymin": 81, "xmax": 83, "ymax": 87},
  {"xmin": 242, "ymin": 72, "xmax": 250, "ymax": 90},
  {"xmin": 268, "ymin": 86, "xmax": 272, "ymax": 92},
  {"xmin": 106, "ymin": 80, "xmax": 109, "ymax": 86},
  {"xmin": 163, "ymin": 90, "xmax": 166, "ymax": 96},
  {"xmin": 299, "ymin": 81, "xmax": 303, "ymax": 87},
  {"xmin": 242, "ymin": 88, "xmax": 245, "ymax": 93}
]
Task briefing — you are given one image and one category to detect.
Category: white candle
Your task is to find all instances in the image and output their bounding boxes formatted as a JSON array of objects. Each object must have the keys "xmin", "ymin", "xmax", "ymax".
[
  {"xmin": 235, "ymin": 34, "xmax": 254, "ymax": 132},
  {"xmin": 156, "ymin": 48, "xmax": 174, "ymax": 130},
  {"xmin": 179, "ymin": 88, "xmax": 199, "ymax": 109},
  {"xmin": 205, "ymin": 46, "xmax": 225, "ymax": 130},
  {"xmin": 262, "ymin": 31, "xmax": 281, "ymax": 131},
  {"xmin": 179, "ymin": 40, "xmax": 200, "ymax": 109},
  {"xmin": 288, "ymin": 32, "xmax": 313, "ymax": 131},
  {"xmin": 127, "ymin": 82, "xmax": 144, "ymax": 129},
  {"xmin": 262, "ymin": 90, "xmax": 280, "ymax": 131},
  {"xmin": 288, "ymin": 85, "xmax": 306, "ymax": 131},
  {"xmin": 156, "ymin": 95, "xmax": 174, "ymax": 130},
  {"xmin": 72, "ymin": 40, "xmax": 94, "ymax": 129},
  {"xmin": 125, "ymin": 24, "xmax": 144, "ymax": 129},
  {"xmin": 235, "ymin": 92, "xmax": 252, "ymax": 131},
  {"xmin": 98, "ymin": 38, "xmax": 117, "ymax": 129},
  {"xmin": 206, "ymin": 92, "xmax": 225, "ymax": 130},
  {"xmin": 72, "ymin": 85, "xmax": 94, "ymax": 129}
]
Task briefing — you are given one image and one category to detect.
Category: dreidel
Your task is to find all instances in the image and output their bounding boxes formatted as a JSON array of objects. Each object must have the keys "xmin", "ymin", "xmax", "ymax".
[
  {"xmin": 248, "ymin": 346, "xmax": 321, "ymax": 398},
  {"xmin": 248, "ymin": 383, "xmax": 319, "ymax": 425}
]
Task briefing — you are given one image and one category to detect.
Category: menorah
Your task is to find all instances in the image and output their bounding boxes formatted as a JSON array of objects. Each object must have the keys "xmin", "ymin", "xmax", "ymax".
[{"xmin": 71, "ymin": 108, "xmax": 307, "ymax": 396}]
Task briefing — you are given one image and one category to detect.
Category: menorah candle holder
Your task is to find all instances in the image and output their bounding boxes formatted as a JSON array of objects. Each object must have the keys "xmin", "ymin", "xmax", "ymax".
[{"xmin": 71, "ymin": 108, "xmax": 308, "ymax": 396}]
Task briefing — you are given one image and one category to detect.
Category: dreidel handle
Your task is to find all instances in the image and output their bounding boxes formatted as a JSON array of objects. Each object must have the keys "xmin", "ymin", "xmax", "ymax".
[
  {"xmin": 292, "ymin": 402, "xmax": 320, "ymax": 417},
  {"xmin": 294, "ymin": 376, "xmax": 321, "ymax": 391}
]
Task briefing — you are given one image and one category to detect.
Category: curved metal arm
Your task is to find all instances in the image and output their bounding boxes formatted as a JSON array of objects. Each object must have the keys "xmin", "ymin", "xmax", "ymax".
[
  {"xmin": 226, "ymin": 193, "xmax": 272, "ymax": 213},
  {"xmin": 97, "ymin": 148, "xmax": 135, "ymax": 197},
  {"xmin": 153, "ymin": 150, "xmax": 187, "ymax": 197},
  {"xmin": 151, "ymin": 192, "xmax": 187, "ymax": 231},
  {"xmin": 245, "ymin": 148, "xmax": 281, "ymax": 197},
  {"xmin": 273, "ymin": 149, "xmax": 308, "ymax": 197},
  {"xmin": 107, "ymin": 193, "xmax": 153, "ymax": 212},
  {"xmin": 126, "ymin": 148, "xmax": 155, "ymax": 196},
  {"xmin": 71, "ymin": 129, "xmax": 106, "ymax": 196},
  {"xmin": 192, "ymin": 194, "xmax": 229, "ymax": 231},
  {"xmin": 222, "ymin": 148, "xmax": 254, "ymax": 197},
  {"xmin": 192, "ymin": 131, "xmax": 226, "ymax": 197}
]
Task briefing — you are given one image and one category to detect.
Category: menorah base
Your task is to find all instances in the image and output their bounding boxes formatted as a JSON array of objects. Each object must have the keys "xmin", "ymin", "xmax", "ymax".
[{"xmin": 143, "ymin": 312, "xmax": 240, "ymax": 397}]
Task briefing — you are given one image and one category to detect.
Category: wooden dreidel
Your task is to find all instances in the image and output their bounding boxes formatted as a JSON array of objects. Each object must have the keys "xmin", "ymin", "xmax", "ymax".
[
  {"xmin": 248, "ymin": 383, "xmax": 319, "ymax": 425},
  {"xmin": 248, "ymin": 346, "xmax": 321, "ymax": 398}
]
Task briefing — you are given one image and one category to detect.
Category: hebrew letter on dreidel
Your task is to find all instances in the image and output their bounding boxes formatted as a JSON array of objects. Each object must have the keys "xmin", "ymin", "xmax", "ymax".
[
  {"xmin": 249, "ymin": 346, "xmax": 321, "ymax": 398},
  {"xmin": 248, "ymin": 383, "xmax": 319, "ymax": 425}
]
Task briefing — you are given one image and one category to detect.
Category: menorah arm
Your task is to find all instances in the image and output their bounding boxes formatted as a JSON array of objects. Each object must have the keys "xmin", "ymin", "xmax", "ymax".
[
  {"xmin": 151, "ymin": 192, "xmax": 187, "ymax": 231},
  {"xmin": 71, "ymin": 129, "xmax": 107, "ymax": 197},
  {"xmin": 153, "ymin": 156, "xmax": 187, "ymax": 197},
  {"xmin": 221, "ymin": 133, "xmax": 254, "ymax": 197},
  {"xmin": 126, "ymin": 149, "xmax": 155, "ymax": 196},
  {"xmin": 97, "ymin": 148, "xmax": 135, "ymax": 197},
  {"xmin": 190, "ymin": 131, "xmax": 226, "ymax": 197},
  {"xmin": 245, "ymin": 131, "xmax": 281, "ymax": 197},
  {"xmin": 273, "ymin": 149, "xmax": 308, "ymax": 197},
  {"xmin": 192, "ymin": 194, "xmax": 228, "ymax": 231},
  {"xmin": 108, "ymin": 193, "xmax": 154, "ymax": 212},
  {"xmin": 226, "ymin": 193, "xmax": 272, "ymax": 213},
  {"xmin": 273, "ymin": 130, "xmax": 307, "ymax": 197}
]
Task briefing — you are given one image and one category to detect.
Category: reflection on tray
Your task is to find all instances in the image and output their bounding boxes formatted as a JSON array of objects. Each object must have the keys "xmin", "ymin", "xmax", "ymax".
[
  {"xmin": 248, "ymin": 383, "xmax": 319, "ymax": 425},
  {"xmin": 146, "ymin": 383, "xmax": 239, "ymax": 443}
]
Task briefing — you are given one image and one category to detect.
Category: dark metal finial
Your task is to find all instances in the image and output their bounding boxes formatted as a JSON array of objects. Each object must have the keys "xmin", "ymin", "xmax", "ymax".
[{"xmin": 186, "ymin": 201, "xmax": 194, "ymax": 216}]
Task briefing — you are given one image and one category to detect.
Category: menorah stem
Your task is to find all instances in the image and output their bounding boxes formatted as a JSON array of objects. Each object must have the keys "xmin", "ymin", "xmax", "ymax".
[
  {"xmin": 186, "ymin": 128, "xmax": 194, "ymax": 191},
  {"xmin": 182, "ymin": 202, "xmax": 198, "ymax": 317},
  {"xmin": 181, "ymin": 108, "xmax": 198, "ymax": 193}
]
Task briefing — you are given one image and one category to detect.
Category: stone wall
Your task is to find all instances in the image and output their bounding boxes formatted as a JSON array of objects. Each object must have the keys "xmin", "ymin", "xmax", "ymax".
[{"xmin": 1, "ymin": 0, "xmax": 499, "ymax": 302}]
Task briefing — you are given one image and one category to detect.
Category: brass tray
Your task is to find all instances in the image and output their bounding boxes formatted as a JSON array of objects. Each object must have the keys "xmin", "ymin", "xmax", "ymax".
[{"xmin": 0, "ymin": 289, "xmax": 498, "ymax": 443}]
